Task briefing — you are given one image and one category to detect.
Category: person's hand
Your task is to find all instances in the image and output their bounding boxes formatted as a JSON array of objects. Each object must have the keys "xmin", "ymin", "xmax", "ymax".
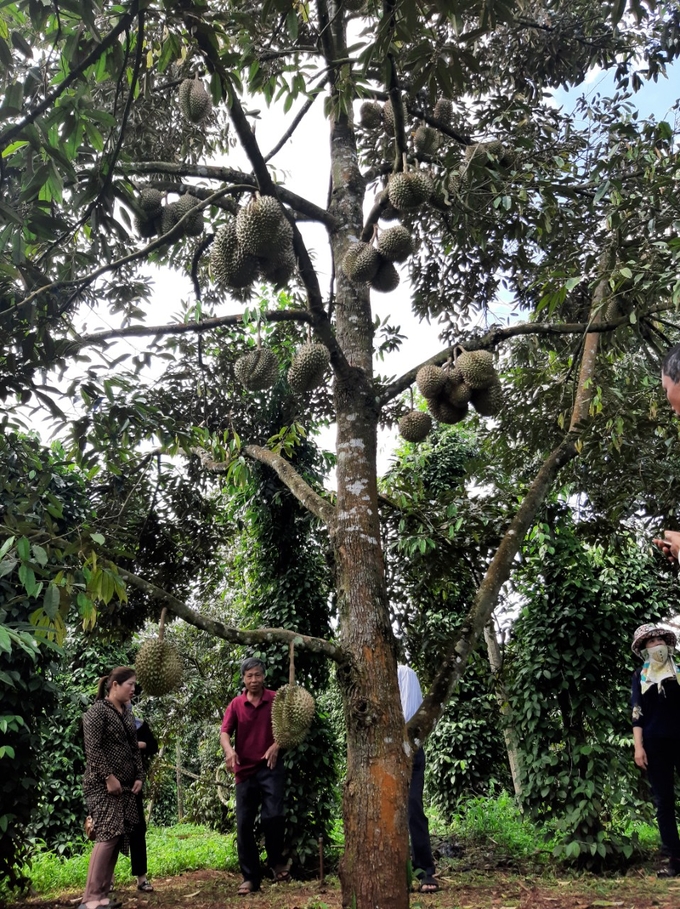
[
  {"xmin": 106, "ymin": 774, "xmax": 122, "ymax": 795},
  {"xmin": 225, "ymin": 750, "xmax": 239, "ymax": 773},
  {"xmin": 264, "ymin": 742, "xmax": 280, "ymax": 769},
  {"xmin": 138, "ymin": 741, "xmax": 147, "ymax": 750},
  {"xmin": 131, "ymin": 780, "xmax": 143, "ymax": 795},
  {"xmin": 652, "ymin": 530, "xmax": 680, "ymax": 563},
  {"xmin": 634, "ymin": 745, "xmax": 648, "ymax": 769}
]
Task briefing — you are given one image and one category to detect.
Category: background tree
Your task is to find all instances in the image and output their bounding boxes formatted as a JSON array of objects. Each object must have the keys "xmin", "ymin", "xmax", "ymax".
[{"xmin": 3, "ymin": 1, "xmax": 680, "ymax": 905}]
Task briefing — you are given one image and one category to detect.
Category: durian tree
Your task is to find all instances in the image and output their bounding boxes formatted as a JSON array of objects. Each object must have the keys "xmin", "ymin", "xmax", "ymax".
[{"xmin": 3, "ymin": 0, "xmax": 680, "ymax": 905}]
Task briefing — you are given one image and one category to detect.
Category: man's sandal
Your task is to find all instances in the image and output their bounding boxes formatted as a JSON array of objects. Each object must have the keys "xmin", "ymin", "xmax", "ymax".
[
  {"xmin": 237, "ymin": 881, "xmax": 258, "ymax": 896},
  {"xmin": 419, "ymin": 876, "xmax": 440, "ymax": 893},
  {"xmin": 273, "ymin": 867, "xmax": 291, "ymax": 883}
]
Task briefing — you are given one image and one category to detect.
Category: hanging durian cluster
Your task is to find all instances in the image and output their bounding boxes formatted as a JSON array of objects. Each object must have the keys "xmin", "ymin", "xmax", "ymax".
[
  {"xmin": 135, "ymin": 638, "xmax": 184, "ymax": 696},
  {"xmin": 342, "ymin": 224, "xmax": 415, "ymax": 294},
  {"xmin": 210, "ymin": 196, "xmax": 296, "ymax": 291},
  {"xmin": 399, "ymin": 350, "xmax": 504, "ymax": 442},
  {"xmin": 135, "ymin": 189, "xmax": 204, "ymax": 240},
  {"xmin": 233, "ymin": 340, "xmax": 330, "ymax": 394}
]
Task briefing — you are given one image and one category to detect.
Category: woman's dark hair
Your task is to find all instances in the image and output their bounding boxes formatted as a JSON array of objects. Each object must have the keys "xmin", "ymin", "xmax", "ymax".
[
  {"xmin": 95, "ymin": 666, "xmax": 136, "ymax": 700},
  {"xmin": 662, "ymin": 344, "xmax": 680, "ymax": 383}
]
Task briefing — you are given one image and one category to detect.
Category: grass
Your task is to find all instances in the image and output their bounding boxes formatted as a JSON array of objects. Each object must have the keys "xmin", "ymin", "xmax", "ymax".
[{"xmin": 21, "ymin": 824, "xmax": 239, "ymax": 897}]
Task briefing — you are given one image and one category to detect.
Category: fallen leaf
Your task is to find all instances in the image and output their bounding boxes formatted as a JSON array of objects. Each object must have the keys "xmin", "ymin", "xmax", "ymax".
[{"xmin": 183, "ymin": 891, "xmax": 202, "ymax": 899}]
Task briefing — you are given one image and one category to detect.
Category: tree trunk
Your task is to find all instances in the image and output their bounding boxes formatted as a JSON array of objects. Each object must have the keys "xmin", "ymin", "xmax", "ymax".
[
  {"xmin": 175, "ymin": 739, "xmax": 184, "ymax": 822},
  {"xmin": 484, "ymin": 623, "xmax": 523, "ymax": 801},
  {"xmin": 326, "ymin": 34, "xmax": 411, "ymax": 908}
]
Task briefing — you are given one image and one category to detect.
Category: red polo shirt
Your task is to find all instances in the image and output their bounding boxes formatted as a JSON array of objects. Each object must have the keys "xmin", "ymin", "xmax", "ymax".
[{"xmin": 221, "ymin": 688, "xmax": 276, "ymax": 784}]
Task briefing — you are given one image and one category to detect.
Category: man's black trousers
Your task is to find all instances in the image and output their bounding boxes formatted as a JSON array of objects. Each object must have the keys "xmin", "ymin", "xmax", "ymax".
[
  {"xmin": 235, "ymin": 762, "xmax": 285, "ymax": 888},
  {"xmin": 408, "ymin": 746, "xmax": 435, "ymax": 879}
]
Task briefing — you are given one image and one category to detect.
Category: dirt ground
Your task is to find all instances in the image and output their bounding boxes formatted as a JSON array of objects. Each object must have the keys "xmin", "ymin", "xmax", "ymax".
[{"xmin": 9, "ymin": 867, "xmax": 680, "ymax": 909}]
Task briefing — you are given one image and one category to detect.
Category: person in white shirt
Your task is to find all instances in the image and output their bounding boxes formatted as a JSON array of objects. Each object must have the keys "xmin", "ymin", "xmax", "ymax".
[{"xmin": 398, "ymin": 664, "xmax": 439, "ymax": 894}]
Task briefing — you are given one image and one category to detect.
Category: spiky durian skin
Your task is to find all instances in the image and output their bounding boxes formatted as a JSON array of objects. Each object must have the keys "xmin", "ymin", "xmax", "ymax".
[
  {"xmin": 370, "ymin": 258, "xmax": 400, "ymax": 293},
  {"xmin": 139, "ymin": 188, "xmax": 163, "ymax": 218},
  {"xmin": 433, "ymin": 98, "xmax": 453, "ymax": 126},
  {"xmin": 456, "ymin": 350, "xmax": 497, "ymax": 390},
  {"xmin": 288, "ymin": 343, "xmax": 330, "ymax": 392},
  {"xmin": 470, "ymin": 379, "xmax": 504, "ymax": 416},
  {"xmin": 416, "ymin": 365, "xmax": 446, "ymax": 399},
  {"xmin": 135, "ymin": 639, "xmax": 184, "ymax": 696},
  {"xmin": 174, "ymin": 194, "xmax": 204, "ymax": 236},
  {"xmin": 387, "ymin": 172, "xmax": 433, "ymax": 211},
  {"xmin": 236, "ymin": 196, "xmax": 285, "ymax": 258},
  {"xmin": 426, "ymin": 395, "xmax": 468, "ymax": 424},
  {"xmin": 343, "ymin": 242, "xmax": 380, "ymax": 283},
  {"xmin": 234, "ymin": 348, "xmax": 279, "ymax": 391},
  {"xmin": 414, "ymin": 125, "xmax": 440, "ymax": 156},
  {"xmin": 178, "ymin": 78, "xmax": 213, "ymax": 124},
  {"xmin": 359, "ymin": 100, "xmax": 383, "ymax": 129},
  {"xmin": 376, "ymin": 225, "xmax": 414, "ymax": 263},
  {"xmin": 443, "ymin": 369, "xmax": 472, "ymax": 407},
  {"xmin": 210, "ymin": 222, "xmax": 259, "ymax": 289},
  {"xmin": 399, "ymin": 410, "xmax": 432, "ymax": 442},
  {"xmin": 159, "ymin": 202, "xmax": 182, "ymax": 236},
  {"xmin": 271, "ymin": 684, "xmax": 316, "ymax": 748}
]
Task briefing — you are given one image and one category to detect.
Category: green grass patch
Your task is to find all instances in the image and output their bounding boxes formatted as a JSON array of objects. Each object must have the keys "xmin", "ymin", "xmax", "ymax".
[{"xmin": 20, "ymin": 824, "xmax": 239, "ymax": 898}]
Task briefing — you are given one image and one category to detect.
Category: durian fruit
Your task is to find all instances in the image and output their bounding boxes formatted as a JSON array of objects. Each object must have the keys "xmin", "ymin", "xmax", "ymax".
[
  {"xmin": 288, "ymin": 342, "xmax": 330, "ymax": 392},
  {"xmin": 433, "ymin": 98, "xmax": 453, "ymax": 126},
  {"xmin": 399, "ymin": 410, "xmax": 432, "ymax": 442},
  {"xmin": 210, "ymin": 222, "xmax": 259, "ymax": 289},
  {"xmin": 605, "ymin": 296, "xmax": 634, "ymax": 322},
  {"xmin": 343, "ymin": 241, "xmax": 381, "ymax": 283},
  {"xmin": 359, "ymin": 100, "xmax": 383, "ymax": 129},
  {"xmin": 236, "ymin": 196, "xmax": 285, "ymax": 258},
  {"xmin": 259, "ymin": 252, "xmax": 296, "ymax": 288},
  {"xmin": 174, "ymin": 193, "xmax": 204, "ymax": 236},
  {"xmin": 376, "ymin": 225, "xmax": 414, "ymax": 263},
  {"xmin": 456, "ymin": 349, "xmax": 496, "ymax": 390},
  {"xmin": 465, "ymin": 139, "xmax": 504, "ymax": 164},
  {"xmin": 179, "ymin": 77, "xmax": 213, "ymax": 125},
  {"xmin": 470, "ymin": 378, "xmax": 504, "ymax": 417},
  {"xmin": 271, "ymin": 683, "xmax": 316, "ymax": 748},
  {"xmin": 135, "ymin": 639, "xmax": 184, "ymax": 696},
  {"xmin": 135, "ymin": 188, "xmax": 163, "ymax": 237},
  {"xmin": 159, "ymin": 202, "xmax": 182, "ymax": 236},
  {"xmin": 234, "ymin": 347, "xmax": 279, "ymax": 390},
  {"xmin": 378, "ymin": 189, "xmax": 401, "ymax": 222},
  {"xmin": 443, "ymin": 368, "xmax": 472, "ymax": 408},
  {"xmin": 416, "ymin": 364, "xmax": 446, "ymax": 399},
  {"xmin": 371, "ymin": 258, "xmax": 400, "ymax": 293},
  {"xmin": 387, "ymin": 171, "xmax": 433, "ymax": 211},
  {"xmin": 414, "ymin": 125, "xmax": 440, "ymax": 156},
  {"xmin": 426, "ymin": 395, "xmax": 468, "ymax": 424}
]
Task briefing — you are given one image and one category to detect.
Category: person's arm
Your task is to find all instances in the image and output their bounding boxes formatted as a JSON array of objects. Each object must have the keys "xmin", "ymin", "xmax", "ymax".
[
  {"xmin": 220, "ymin": 730, "xmax": 239, "ymax": 772},
  {"xmin": 632, "ymin": 671, "xmax": 647, "ymax": 769},
  {"xmin": 652, "ymin": 530, "xmax": 680, "ymax": 562},
  {"xmin": 263, "ymin": 741, "xmax": 280, "ymax": 769}
]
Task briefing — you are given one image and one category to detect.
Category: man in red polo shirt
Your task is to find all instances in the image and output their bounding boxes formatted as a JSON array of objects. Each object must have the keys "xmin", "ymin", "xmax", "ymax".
[{"xmin": 220, "ymin": 657, "xmax": 288, "ymax": 896}]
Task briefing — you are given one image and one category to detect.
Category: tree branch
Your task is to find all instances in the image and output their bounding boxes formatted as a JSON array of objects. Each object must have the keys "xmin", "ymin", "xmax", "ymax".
[
  {"xmin": 243, "ymin": 445, "xmax": 337, "ymax": 528},
  {"xmin": 0, "ymin": 2, "xmax": 140, "ymax": 151},
  {"xmin": 378, "ymin": 305, "xmax": 673, "ymax": 406},
  {"xmin": 406, "ymin": 257, "xmax": 616, "ymax": 744},
  {"xmin": 118, "ymin": 161, "xmax": 337, "ymax": 227},
  {"xmin": 72, "ymin": 309, "xmax": 313, "ymax": 349},
  {"xmin": 118, "ymin": 569, "xmax": 345, "ymax": 663}
]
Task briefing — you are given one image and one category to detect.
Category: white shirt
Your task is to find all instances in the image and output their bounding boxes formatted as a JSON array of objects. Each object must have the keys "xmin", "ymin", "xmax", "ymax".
[{"xmin": 398, "ymin": 664, "xmax": 423, "ymax": 722}]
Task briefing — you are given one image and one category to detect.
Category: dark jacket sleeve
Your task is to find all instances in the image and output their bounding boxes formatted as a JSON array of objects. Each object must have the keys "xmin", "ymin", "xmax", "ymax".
[
  {"xmin": 631, "ymin": 668, "xmax": 644, "ymax": 728},
  {"xmin": 136, "ymin": 720, "xmax": 159, "ymax": 759}
]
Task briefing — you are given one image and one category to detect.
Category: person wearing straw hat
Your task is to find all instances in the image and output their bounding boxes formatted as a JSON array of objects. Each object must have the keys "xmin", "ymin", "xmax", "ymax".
[{"xmin": 631, "ymin": 623, "xmax": 680, "ymax": 877}]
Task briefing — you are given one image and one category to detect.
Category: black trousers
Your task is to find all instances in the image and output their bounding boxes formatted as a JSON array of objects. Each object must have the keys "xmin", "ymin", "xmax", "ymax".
[
  {"xmin": 235, "ymin": 762, "xmax": 285, "ymax": 887},
  {"xmin": 646, "ymin": 737, "xmax": 680, "ymax": 864},
  {"xmin": 128, "ymin": 794, "xmax": 147, "ymax": 877},
  {"xmin": 408, "ymin": 747, "xmax": 435, "ymax": 878}
]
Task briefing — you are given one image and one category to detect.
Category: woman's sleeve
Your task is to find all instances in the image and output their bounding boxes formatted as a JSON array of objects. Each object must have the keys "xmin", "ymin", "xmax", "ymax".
[
  {"xmin": 631, "ymin": 670, "xmax": 644, "ymax": 727},
  {"xmin": 83, "ymin": 704, "xmax": 112, "ymax": 781}
]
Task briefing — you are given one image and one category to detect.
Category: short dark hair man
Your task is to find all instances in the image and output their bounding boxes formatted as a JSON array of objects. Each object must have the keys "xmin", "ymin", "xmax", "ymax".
[
  {"xmin": 653, "ymin": 344, "xmax": 680, "ymax": 561},
  {"xmin": 220, "ymin": 657, "xmax": 288, "ymax": 896}
]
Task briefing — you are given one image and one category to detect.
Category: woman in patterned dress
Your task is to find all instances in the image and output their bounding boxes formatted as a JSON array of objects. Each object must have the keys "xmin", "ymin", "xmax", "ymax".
[{"xmin": 79, "ymin": 667, "xmax": 144, "ymax": 909}]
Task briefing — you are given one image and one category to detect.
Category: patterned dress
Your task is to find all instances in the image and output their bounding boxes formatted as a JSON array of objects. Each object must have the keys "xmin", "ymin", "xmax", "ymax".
[{"xmin": 83, "ymin": 699, "xmax": 144, "ymax": 846}]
